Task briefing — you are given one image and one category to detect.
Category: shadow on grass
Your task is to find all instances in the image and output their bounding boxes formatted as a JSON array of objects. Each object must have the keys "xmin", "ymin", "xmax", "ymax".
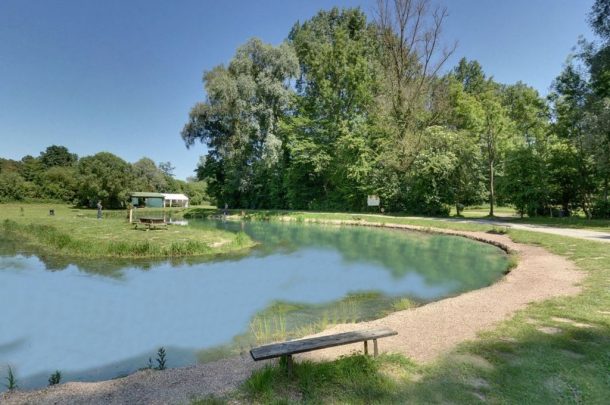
[
  {"xmin": 239, "ymin": 323, "xmax": 610, "ymax": 404},
  {"xmin": 504, "ymin": 216, "xmax": 610, "ymax": 230}
]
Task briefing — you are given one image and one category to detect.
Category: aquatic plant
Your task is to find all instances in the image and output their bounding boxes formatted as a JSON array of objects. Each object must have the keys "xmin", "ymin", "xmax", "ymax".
[
  {"xmin": 5, "ymin": 366, "xmax": 17, "ymax": 390},
  {"xmin": 48, "ymin": 370, "xmax": 61, "ymax": 386},
  {"xmin": 392, "ymin": 298, "xmax": 416, "ymax": 311},
  {"xmin": 156, "ymin": 347, "xmax": 167, "ymax": 370}
]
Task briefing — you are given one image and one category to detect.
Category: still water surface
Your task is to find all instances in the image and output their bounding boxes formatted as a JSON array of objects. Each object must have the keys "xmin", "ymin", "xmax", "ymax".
[{"xmin": 0, "ymin": 220, "xmax": 508, "ymax": 389}]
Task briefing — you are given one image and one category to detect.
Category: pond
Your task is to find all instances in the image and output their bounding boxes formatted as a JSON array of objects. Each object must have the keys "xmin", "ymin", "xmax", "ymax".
[{"xmin": 0, "ymin": 220, "xmax": 509, "ymax": 389}]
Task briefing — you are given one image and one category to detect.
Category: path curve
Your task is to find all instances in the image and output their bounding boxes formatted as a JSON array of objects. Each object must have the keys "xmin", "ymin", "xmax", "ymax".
[
  {"xmin": 298, "ymin": 228, "xmax": 584, "ymax": 363},
  {"xmin": 1, "ymin": 227, "xmax": 585, "ymax": 405},
  {"xmin": 405, "ymin": 216, "xmax": 610, "ymax": 243}
]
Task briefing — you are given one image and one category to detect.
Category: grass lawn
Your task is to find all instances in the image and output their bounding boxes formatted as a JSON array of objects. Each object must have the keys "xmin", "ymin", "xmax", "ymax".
[
  {"xmin": 453, "ymin": 205, "xmax": 518, "ymax": 218},
  {"xmin": 190, "ymin": 212, "xmax": 610, "ymax": 404},
  {"xmin": 0, "ymin": 203, "xmax": 254, "ymax": 258},
  {"xmin": 503, "ymin": 216, "xmax": 610, "ymax": 233},
  {"xmin": 455, "ymin": 205, "xmax": 610, "ymax": 233}
]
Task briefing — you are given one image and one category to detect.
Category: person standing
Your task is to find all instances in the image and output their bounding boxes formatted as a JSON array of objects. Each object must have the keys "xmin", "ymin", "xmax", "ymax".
[{"xmin": 97, "ymin": 200, "xmax": 103, "ymax": 219}]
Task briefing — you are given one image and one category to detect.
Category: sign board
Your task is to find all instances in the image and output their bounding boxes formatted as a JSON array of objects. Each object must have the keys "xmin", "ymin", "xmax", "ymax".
[{"xmin": 367, "ymin": 195, "xmax": 380, "ymax": 207}]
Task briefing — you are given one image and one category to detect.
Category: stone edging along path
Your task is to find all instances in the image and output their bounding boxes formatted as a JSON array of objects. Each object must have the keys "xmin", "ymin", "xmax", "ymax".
[{"xmin": 1, "ymin": 220, "xmax": 586, "ymax": 405}]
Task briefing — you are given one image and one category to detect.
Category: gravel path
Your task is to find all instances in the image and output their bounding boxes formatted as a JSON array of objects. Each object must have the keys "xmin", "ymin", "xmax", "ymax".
[
  {"xmin": 297, "ymin": 230, "xmax": 584, "ymax": 363},
  {"xmin": 1, "ymin": 228, "xmax": 585, "ymax": 405},
  {"xmin": 406, "ymin": 216, "xmax": 610, "ymax": 243},
  {"xmin": 1, "ymin": 356, "xmax": 269, "ymax": 405}
]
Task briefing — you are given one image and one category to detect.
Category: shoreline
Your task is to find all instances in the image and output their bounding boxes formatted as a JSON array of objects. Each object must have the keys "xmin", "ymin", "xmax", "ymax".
[{"xmin": 1, "ymin": 223, "xmax": 585, "ymax": 404}]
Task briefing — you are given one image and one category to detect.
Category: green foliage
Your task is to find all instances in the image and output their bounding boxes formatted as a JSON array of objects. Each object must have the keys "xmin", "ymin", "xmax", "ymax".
[
  {"xmin": 156, "ymin": 347, "xmax": 167, "ymax": 370},
  {"xmin": 500, "ymin": 146, "xmax": 550, "ymax": 217},
  {"xmin": 1, "ymin": 144, "xmax": 206, "ymax": 207},
  {"xmin": 182, "ymin": 37, "xmax": 299, "ymax": 208},
  {"xmin": 182, "ymin": 179, "xmax": 207, "ymax": 206},
  {"xmin": 402, "ymin": 126, "xmax": 485, "ymax": 216},
  {"xmin": 48, "ymin": 370, "xmax": 61, "ymax": 386},
  {"xmin": 244, "ymin": 355, "xmax": 406, "ymax": 404},
  {"xmin": 5, "ymin": 366, "xmax": 17, "ymax": 390},
  {"xmin": 0, "ymin": 204, "xmax": 254, "ymax": 259},
  {"xmin": 589, "ymin": 0, "xmax": 610, "ymax": 40},
  {"xmin": 40, "ymin": 166, "xmax": 78, "ymax": 202},
  {"xmin": 287, "ymin": 8, "xmax": 378, "ymax": 210},
  {"xmin": 239, "ymin": 222, "xmax": 610, "ymax": 404},
  {"xmin": 132, "ymin": 158, "xmax": 169, "ymax": 193},
  {"xmin": 179, "ymin": 1, "xmax": 608, "ymax": 217},
  {"xmin": 76, "ymin": 152, "xmax": 134, "ymax": 208},
  {"xmin": 0, "ymin": 172, "xmax": 27, "ymax": 201},
  {"xmin": 39, "ymin": 145, "xmax": 77, "ymax": 168}
]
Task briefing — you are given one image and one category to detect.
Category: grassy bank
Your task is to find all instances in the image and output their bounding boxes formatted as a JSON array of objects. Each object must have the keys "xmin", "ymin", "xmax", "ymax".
[
  {"xmin": 0, "ymin": 203, "xmax": 255, "ymax": 258},
  {"xmin": 455, "ymin": 205, "xmax": 610, "ymax": 232},
  {"xmin": 187, "ymin": 214, "xmax": 610, "ymax": 404},
  {"xmin": 196, "ymin": 293, "xmax": 418, "ymax": 364},
  {"xmin": 186, "ymin": 205, "xmax": 610, "ymax": 233}
]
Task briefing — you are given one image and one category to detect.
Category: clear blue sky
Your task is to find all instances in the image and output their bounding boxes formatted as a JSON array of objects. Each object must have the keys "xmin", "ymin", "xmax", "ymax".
[{"xmin": 0, "ymin": 0, "xmax": 595, "ymax": 180}]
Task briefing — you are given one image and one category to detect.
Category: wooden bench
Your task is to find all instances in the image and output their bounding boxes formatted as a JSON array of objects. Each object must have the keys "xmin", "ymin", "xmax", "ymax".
[
  {"xmin": 250, "ymin": 327, "xmax": 397, "ymax": 372},
  {"xmin": 134, "ymin": 217, "xmax": 167, "ymax": 230}
]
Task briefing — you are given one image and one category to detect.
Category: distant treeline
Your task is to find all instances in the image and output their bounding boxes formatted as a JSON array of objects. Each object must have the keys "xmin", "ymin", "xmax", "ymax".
[
  {"xmin": 0, "ymin": 146, "xmax": 207, "ymax": 208},
  {"xmin": 182, "ymin": 0, "xmax": 610, "ymax": 218}
]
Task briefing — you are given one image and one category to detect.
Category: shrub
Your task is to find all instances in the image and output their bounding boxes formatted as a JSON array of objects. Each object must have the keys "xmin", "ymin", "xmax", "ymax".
[
  {"xmin": 48, "ymin": 370, "xmax": 61, "ymax": 386},
  {"xmin": 5, "ymin": 366, "xmax": 17, "ymax": 390},
  {"xmin": 156, "ymin": 347, "xmax": 167, "ymax": 370}
]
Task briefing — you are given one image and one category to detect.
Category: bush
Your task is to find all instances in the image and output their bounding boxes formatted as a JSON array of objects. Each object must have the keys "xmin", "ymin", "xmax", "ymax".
[
  {"xmin": 592, "ymin": 199, "xmax": 610, "ymax": 218},
  {"xmin": 48, "ymin": 370, "xmax": 61, "ymax": 386}
]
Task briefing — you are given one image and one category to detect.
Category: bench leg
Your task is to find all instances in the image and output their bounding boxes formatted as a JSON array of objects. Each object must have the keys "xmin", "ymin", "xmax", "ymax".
[
  {"xmin": 364, "ymin": 340, "xmax": 368, "ymax": 355},
  {"xmin": 280, "ymin": 354, "xmax": 293, "ymax": 374},
  {"xmin": 373, "ymin": 339, "xmax": 378, "ymax": 357}
]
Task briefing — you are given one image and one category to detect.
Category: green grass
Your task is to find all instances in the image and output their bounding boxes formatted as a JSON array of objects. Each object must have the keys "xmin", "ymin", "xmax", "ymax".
[
  {"xmin": 216, "ymin": 206, "xmax": 610, "ymax": 234},
  {"xmin": 188, "ymin": 214, "xmax": 610, "ymax": 404},
  {"xmin": 196, "ymin": 293, "xmax": 419, "ymax": 364},
  {"xmin": 455, "ymin": 205, "xmax": 610, "ymax": 233},
  {"xmin": 504, "ymin": 216, "xmax": 610, "ymax": 233},
  {"xmin": 0, "ymin": 203, "xmax": 255, "ymax": 258},
  {"xmin": 452, "ymin": 205, "xmax": 518, "ymax": 218}
]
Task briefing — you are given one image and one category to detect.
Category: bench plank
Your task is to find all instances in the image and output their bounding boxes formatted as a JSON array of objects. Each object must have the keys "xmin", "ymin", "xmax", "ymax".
[
  {"xmin": 134, "ymin": 217, "xmax": 168, "ymax": 230},
  {"xmin": 250, "ymin": 328, "xmax": 397, "ymax": 361}
]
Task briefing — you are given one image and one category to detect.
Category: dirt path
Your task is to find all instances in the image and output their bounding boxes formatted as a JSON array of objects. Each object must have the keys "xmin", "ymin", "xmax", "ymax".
[
  {"xmin": 1, "ymin": 229, "xmax": 585, "ymax": 405},
  {"xmin": 297, "ymin": 230, "xmax": 584, "ymax": 363},
  {"xmin": 406, "ymin": 216, "xmax": 610, "ymax": 243}
]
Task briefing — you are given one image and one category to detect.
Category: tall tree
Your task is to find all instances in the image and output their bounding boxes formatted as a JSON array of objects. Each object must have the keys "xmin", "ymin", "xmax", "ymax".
[
  {"xmin": 373, "ymin": 0, "xmax": 456, "ymax": 172},
  {"xmin": 550, "ymin": 63, "xmax": 597, "ymax": 217},
  {"xmin": 182, "ymin": 38, "xmax": 299, "ymax": 208},
  {"xmin": 132, "ymin": 158, "xmax": 169, "ymax": 192},
  {"xmin": 449, "ymin": 70, "xmax": 513, "ymax": 217},
  {"xmin": 76, "ymin": 152, "xmax": 133, "ymax": 208},
  {"xmin": 287, "ymin": 7, "xmax": 378, "ymax": 209},
  {"xmin": 39, "ymin": 145, "xmax": 78, "ymax": 168},
  {"xmin": 479, "ymin": 89, "xmax": 512, "ymax": 216}
]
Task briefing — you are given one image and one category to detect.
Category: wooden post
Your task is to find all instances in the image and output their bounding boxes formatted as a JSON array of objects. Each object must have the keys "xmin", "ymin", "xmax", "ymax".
[
  {"xmin": 373, "ymin": 339, "xmax": 378, "ymax": 357},
  {"xmin": 280, "ymin": 354, "xmax": 293, "ymax": 374},
  {"xmin": 364, "ymin": 340, "xmax": 368, "ymax": 355},
  {"xmin": 129, "ymin": 209, "xmax": 133, "ymax": 224}
]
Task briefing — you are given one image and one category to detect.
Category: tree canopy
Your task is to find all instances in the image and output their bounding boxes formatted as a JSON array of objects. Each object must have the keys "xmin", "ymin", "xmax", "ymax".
[
  {"xmin": 0, "ymin": 147, "xmax": 208, "ymax": 208},
  {"xmin": 179, "ymin": 0, "xmax": 610, "ymax": 218}
]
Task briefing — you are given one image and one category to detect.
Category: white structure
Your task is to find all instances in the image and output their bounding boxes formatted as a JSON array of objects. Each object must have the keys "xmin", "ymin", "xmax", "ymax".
[{"xmin": 162, "ymin": 193, "xmax": 189, "ymax": 208}]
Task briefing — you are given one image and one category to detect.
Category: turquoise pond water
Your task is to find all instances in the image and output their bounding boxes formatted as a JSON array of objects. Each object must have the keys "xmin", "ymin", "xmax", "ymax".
[{"xmin": 0, "ymin": 220, "xmax": 508, "ymax": 389}]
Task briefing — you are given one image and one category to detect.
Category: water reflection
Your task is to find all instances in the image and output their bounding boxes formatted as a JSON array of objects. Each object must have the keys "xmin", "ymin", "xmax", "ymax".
[{"xmin": 0, "ymin": 220, "xmax": 508, "ymax": 389}]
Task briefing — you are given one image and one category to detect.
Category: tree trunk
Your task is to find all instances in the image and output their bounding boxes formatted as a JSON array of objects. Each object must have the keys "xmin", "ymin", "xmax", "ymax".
[{"xmin": 489, "ymin": 159, "xmax": 495, "ymax": 217}]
